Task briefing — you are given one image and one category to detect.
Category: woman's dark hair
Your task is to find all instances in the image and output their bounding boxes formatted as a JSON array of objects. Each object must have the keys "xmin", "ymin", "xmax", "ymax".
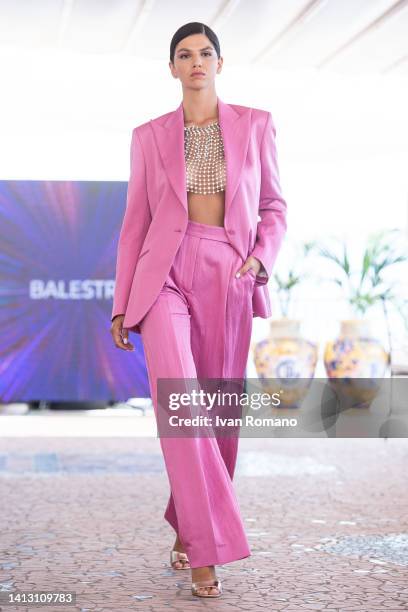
[{"xmin": 170, "ymin": 22, "xmax": 221, "ymax": 64}]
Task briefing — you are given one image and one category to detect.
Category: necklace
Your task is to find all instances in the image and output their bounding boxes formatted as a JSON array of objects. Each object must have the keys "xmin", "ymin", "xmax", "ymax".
[{"xmin": 184, "ymin": 120, "xmax": 219, "ymax": 129}]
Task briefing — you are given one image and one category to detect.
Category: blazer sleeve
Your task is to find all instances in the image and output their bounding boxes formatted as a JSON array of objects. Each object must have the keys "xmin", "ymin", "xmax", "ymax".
[
  {"xmin": 250, "ymin": 111, "xmax": 287, "ymax": 286},
  {"xmin": 111, "ymin": 128, "xmax": 152, "ymax": 321}
]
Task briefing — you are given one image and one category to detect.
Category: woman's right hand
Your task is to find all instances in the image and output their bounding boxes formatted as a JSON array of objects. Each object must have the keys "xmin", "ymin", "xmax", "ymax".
[{"xmin": 110, "ymin": 315, "xmax": 135, "ymax": 351}]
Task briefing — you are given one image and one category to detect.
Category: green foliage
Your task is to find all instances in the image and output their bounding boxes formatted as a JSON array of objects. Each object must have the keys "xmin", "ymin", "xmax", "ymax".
[
  {"xmin": 317, "ymin": 228, "xmax": 408, "ymax": 327},
  {"xmin": 271, "ymin": 240, "xmax": 319, "ymax": 317}
]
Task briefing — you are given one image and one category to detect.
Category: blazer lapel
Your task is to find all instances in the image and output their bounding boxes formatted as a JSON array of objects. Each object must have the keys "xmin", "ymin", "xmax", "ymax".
[
  {"xmin": 149, "ymin": 95, "xmax": 252, "ymax": 219},
  {"xmin": 218, "ymin": 96, "xmax": 252, "ymax": 219},
  {"xmin": 150, "ymin": 102, "xmax": 186, "ymax": 213}
]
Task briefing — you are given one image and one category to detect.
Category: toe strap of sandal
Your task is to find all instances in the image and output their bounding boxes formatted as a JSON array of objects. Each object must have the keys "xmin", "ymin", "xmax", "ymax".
[{"xmin": 192, "ymin": 579, "xmax": 221, "ymax": 590}]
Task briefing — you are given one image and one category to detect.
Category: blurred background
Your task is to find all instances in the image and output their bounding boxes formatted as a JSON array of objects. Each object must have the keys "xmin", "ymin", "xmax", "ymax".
[{"xmin": 0, "ymin": 0, "xmax": 407, "ymax": 431}]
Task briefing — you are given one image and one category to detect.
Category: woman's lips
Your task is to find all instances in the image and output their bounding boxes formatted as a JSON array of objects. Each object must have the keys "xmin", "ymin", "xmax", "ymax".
[{"xmin": 191, "ymin": 73, "xmax": 205, "ymax": 77}]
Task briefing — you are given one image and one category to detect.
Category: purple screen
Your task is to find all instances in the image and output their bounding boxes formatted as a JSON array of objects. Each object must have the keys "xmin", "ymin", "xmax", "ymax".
[{"xmin": 0, "ymin": 180, "xmax": 150, "ymax": 402}]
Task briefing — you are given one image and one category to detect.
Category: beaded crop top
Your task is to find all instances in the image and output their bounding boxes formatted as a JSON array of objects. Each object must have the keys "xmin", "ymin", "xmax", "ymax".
[{"xmin": 184, "ymin": 121, "xmax": 226, "ymax": 194}]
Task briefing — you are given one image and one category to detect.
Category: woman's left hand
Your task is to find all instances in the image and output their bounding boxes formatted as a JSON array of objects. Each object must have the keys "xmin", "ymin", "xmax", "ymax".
[{"xmin": 235, "ymin": 255, "xmax": 262, "ymax": 279}]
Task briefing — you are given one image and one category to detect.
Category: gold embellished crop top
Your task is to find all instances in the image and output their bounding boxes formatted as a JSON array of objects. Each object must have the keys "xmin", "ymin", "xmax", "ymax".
[{"xmin": 184, "ymin": 121, "xmax": 226, "ymax": 194}]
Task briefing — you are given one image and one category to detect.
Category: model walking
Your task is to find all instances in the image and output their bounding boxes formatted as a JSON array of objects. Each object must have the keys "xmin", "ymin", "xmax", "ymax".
[{"xmin": 110, "ymin": 21, "xmax": 287, "ymax": 598}]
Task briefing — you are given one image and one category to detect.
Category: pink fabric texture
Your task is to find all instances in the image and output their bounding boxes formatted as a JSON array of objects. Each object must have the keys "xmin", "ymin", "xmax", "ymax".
[
  {"xmin": 139, "ymin": 219, "xmax": 254, "ymax": 568},
  {"xmin": 111, "ymin": 96, "xmax": 287, "ymax": 333}
]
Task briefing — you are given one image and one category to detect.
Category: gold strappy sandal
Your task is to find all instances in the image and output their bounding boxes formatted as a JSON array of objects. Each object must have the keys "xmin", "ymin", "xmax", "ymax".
[
  {"xmin": 191, "ymin": 578, "xmax": 222, "ymax": 598},
  {"xmin": 170, "ymin": 549, "xmax": 190, "ymax": 570}
]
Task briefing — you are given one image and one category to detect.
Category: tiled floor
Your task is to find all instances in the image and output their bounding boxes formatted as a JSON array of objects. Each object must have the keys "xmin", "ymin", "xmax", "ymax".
[{"xmin": 0, "ymin": 433, "xmax": 407, "ymax": 610}]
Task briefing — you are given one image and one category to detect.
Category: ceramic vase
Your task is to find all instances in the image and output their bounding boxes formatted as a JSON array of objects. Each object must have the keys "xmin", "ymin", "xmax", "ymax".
[
  {"xmin": 253, "ymin": 319, "xmax": 318, "ymax": 408},
  {"xmin": 323, "ymin": 319, "xmax": 389, "ymax": 408}
]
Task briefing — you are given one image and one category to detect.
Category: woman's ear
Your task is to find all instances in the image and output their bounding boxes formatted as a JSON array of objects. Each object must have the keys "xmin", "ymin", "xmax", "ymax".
[{"xmin": 169, "ymin": 61, "xmax": 178, "ymax": 79}]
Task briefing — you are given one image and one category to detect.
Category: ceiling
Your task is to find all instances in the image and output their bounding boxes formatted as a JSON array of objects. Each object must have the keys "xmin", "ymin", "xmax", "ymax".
[{"xmin": 0, "ymin": 0, "xmax": 407, "ymax": 76}]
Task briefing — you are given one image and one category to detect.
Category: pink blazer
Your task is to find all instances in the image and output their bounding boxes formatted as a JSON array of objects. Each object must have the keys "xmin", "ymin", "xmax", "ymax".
[{"xmin": 112, "ymin": 95, "xmax": 287, "ymax": 334}]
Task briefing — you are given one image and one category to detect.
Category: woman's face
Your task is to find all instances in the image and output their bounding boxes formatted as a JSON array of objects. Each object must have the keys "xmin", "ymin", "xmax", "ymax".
[{"xmin": 170, "ymin": 33, "xmax": 223, "ymax": 90}]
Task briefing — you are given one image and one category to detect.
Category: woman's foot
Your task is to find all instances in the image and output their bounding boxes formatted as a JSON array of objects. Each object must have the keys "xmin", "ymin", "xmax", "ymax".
[
  {"xmin": 170, "ymin": 534, "xmax": 190, "ymax": 569},
  {"xmin": 191, "ymin": 565, "xmax": 221, "ymax": 596}
]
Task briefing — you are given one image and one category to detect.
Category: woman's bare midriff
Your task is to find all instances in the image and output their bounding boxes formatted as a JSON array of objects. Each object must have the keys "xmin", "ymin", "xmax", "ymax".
[{"xmin": 187, "ymin": 191, "xmax": 225, "ymax": 227}]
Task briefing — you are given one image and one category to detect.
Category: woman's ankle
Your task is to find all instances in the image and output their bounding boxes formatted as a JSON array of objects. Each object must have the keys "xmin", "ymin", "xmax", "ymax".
[
  {"xmin": 191, "ymin": 565, "xmax": 216, "ymax": 578},
  {"xmin": 173, "ymin": 534, "xmax": 184, "ymax": 551}
]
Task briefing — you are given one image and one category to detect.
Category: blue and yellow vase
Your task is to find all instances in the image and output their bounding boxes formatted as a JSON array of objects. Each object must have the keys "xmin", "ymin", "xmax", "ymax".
[
  {"xmin": 253, "ymin": 319, "xmax": 318, "ymax": 408},
  {"xmin": 324, "ymin": 319, "xmax": 390, "ymax": 408}
]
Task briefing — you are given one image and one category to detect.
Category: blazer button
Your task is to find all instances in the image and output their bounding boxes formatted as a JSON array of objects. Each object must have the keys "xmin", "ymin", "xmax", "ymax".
[
  {"xmin": 227, "ymin": 229, "xmax": 235, "ymax": 235},
  {"xmin": 174, "ymin": 228, "xmax": 183, "ymax": 232}
]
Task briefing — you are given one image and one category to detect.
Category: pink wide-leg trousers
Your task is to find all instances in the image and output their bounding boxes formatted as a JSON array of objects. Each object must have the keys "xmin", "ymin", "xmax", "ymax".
[{"xmin": 139, "ymin": 219, "xmax": 255, "ymax": 568}]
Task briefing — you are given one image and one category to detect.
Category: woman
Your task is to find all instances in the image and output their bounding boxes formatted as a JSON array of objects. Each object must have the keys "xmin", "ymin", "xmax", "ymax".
[{"xmin": 110, "ymin": 22, "xmax": 287, "ymax": 598}]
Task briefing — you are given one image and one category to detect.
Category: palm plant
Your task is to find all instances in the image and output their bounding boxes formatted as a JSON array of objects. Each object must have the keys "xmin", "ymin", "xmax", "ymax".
[
  {"xmin": 271, "ymin": 241, "xmax": 317, "ymax": 317},
  {"xmin": 316, "ymin": 228, "xmax": 408, "ymax": 352}
]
